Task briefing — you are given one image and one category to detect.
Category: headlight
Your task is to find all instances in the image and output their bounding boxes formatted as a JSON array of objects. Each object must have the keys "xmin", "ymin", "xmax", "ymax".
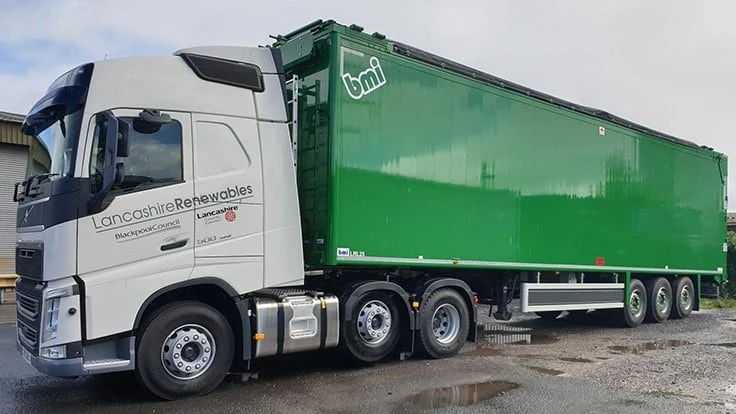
[
  {"xmin": 42, "ymin": 286, "xmax": 74, "ymax": 342},
  {"xmin": 43, "ymin": 298, "xmax": 61, "ymax": 342}
]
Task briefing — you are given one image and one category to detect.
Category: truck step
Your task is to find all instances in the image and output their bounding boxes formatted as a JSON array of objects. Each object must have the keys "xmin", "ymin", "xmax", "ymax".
[{"xmin": 253, "ymin": 288, "xmax": 326, "ymax": 300}]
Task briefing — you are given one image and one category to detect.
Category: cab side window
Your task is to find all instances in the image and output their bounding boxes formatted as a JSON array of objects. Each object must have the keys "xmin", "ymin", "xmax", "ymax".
[
  {"xmin": 90, "ymin": 116, "xmax": 184, "ymax": 195},
  {"xmin": 114, "ymin": 117, "xmax": 183, "ymax": 193}
]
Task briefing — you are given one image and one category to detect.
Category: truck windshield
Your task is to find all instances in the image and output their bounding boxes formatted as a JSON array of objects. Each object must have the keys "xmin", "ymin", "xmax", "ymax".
[
  {"xmin": 21, "ymin": 63, "xmax": 92, "ymax": 182},
  {"xmin": 27, "ymin": 106, "xmax": 83, "ymax": 180}
]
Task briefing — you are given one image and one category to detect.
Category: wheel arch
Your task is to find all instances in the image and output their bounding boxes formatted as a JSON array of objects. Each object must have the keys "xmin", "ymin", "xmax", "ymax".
[
  {"xmin": 133, "ymin": 277, "xmax": 251, "ymax": 362},
  {"xmin": 414, "ymin": 277, "xmax": 477, "ymax": 341},
  {"xmin": 341, "ymin": 280, "xmax": 415, "ymax": 331}
]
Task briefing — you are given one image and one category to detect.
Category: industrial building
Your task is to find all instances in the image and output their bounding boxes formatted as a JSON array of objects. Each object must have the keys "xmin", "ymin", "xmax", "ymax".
[{"xmin": 0, "ymin": 111, "xmax": 48, "ymax": 276}]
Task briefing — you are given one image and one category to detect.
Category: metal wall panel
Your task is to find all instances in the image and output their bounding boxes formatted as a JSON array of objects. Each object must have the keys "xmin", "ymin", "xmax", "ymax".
[
  {"xmin": 0, "ymin": 122, "xmax": 30, "ymax": 147},
  {"xmin": 0, "ymin": 144, "xmax": 27, "ymax": 274}
]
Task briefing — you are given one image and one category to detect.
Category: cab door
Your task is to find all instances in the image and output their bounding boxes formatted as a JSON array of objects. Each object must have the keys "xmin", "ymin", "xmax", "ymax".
[
  {"xmin": 189, "ymin": 113, "xmax": 264, "ymax": 295},
  {"xmin": 77, "ymin": 108, "xmax": 195, "ymax": 340}
]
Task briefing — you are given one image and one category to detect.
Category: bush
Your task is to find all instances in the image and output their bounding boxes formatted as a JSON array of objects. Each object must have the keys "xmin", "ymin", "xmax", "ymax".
[{"xmin": 725, "ymin": 230, "xmax": 736, "ymax": 299}]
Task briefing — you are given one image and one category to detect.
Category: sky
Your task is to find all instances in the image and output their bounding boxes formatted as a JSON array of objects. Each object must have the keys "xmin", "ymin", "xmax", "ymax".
[{"xmin": 1, "ymin": 0, "xmax": 735, "ymax": 204}]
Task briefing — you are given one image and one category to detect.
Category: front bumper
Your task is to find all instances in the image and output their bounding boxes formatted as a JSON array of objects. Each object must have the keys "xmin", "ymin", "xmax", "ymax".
[{"xmin": 17, "ymin": 340, "xmax": 86, "ymax": 378}]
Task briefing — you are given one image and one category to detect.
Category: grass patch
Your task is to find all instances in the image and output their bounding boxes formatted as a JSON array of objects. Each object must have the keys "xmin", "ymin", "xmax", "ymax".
[
  {"xmin": 618, "ymin": 399, "xmax": 646, "ymax": 406},
  {"xmin": 644, "ymin": 390, "xmax": 695, "ymax": 398},
  {"xmin": 700, "ymin": 401, "xmax": 725, "ymax": 407},
  {"xmin": 701, "ymin": 298, "xmax": 736, "ymax": 309}
]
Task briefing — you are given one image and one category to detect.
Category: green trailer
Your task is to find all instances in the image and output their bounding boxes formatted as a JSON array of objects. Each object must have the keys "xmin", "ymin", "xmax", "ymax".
[{"xmin": 278, "ymin": 20, "xmax": 727, "ymax": 326}]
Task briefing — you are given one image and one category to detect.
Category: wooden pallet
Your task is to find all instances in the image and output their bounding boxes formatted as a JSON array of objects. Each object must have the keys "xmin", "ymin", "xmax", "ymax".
[{"xmin": 0, "ymin": 274, "xmax": 18, "ymax": 304}]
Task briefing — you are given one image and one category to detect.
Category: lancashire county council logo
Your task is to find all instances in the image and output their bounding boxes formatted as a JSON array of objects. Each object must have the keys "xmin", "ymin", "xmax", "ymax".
[{"xmin": 225, "ymin": 211, "xmax": 237, "ymax": 222}]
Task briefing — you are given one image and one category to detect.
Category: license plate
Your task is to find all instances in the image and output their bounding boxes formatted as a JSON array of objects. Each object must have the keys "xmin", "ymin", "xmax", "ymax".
[{"xmin": 21, "ymin": 347, "xmax": 31, "ymax": 365}]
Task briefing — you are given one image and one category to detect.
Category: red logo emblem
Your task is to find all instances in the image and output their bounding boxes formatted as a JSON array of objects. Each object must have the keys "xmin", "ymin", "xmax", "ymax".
[{"xmin": 225, "ymin": 211, "xmax": 237, "ymax": 222}]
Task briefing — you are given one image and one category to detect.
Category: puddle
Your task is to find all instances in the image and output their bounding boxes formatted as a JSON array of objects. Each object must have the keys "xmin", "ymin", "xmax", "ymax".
[
  {"xmin": 558, "ymin": 357, "xmax": 594, "ymax": 363},
  {"xmin": 608, "ymin": 340, "xmax": 691, "ymax": 355},
  {"xmin": 517, "ymin": 354, "xmax": 545, "ymax": 359},
  {"xmin": 462, "ymin": 347, "xmax": 504, "ymax": 357},
  {"xmin": 401, "ymin": 381, "xmax": 519, "ymax": 410},
  {"xmin": 526, "ymin": 366, "xmax": 564, "ymax": 376},
  {"xmin": 595, "ymin": 357, "xmax": 610, "ymax": 360},
  {"xmin": 714, "ymin": 342, "xmax": 736, "ymax": 348}
]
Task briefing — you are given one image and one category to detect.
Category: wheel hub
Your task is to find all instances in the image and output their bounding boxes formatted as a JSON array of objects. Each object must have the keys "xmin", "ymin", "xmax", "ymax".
[
  {"xmin": 432, "ymin": 303, "xmax": 460, "ymax": 344},
  {"xmin": 655, "ymin": 286, "xmax": 670, "ymax": 313},
  {"xmin": 681, "ymin": 285, "xmax": 692, "ymax": 310},
  {"xmin": 161, "ymin": 324, "xmax": 215, "ymax": 380},
  {"xmin": 630, "ymin": 290, "xmax": 643, "ymax": 318},
  {"xmin": 357, "ymin": 300, "xmax": 392, "ymax": 345}
]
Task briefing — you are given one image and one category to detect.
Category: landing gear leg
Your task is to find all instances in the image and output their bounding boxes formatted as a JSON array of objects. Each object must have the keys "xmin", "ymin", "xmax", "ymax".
[{"xmin": 493, "ymin": 278, "xmax": 512, "ymax": 321}]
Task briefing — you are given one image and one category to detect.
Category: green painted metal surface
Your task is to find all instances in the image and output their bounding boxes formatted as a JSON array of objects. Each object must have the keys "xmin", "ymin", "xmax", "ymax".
[{"xmin": 279, "ymin": 21, "xmax": 728, "ymax": 279}]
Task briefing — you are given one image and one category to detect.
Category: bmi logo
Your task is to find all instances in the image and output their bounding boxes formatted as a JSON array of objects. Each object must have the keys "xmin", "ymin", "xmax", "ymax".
[{"xmin": 341, "ymin": 47, "xmax": 386, "ymax": 100}]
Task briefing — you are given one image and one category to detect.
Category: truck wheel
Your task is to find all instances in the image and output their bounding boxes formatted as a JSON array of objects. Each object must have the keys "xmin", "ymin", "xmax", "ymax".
[
  {"xmin": 416, "ymin": 288, "xmax": 469, "ymax": 359},
  {"xmin": 135, "ymin": 301, "xmax": 234, "ymax": 400},
  {"xmin": 645, "ymin": 277, "xmax": 672, "ymax": 323},
  {"xmin": 621, "ymin": 278, "xmax": 647, "ymax": 327},
  {"xmin": 341, "ymin": 291, "xmax": 400, "ymax": 363},
  {"xmin": 670, "ymin": 277, "xmax": 694, "ymax": 319}
]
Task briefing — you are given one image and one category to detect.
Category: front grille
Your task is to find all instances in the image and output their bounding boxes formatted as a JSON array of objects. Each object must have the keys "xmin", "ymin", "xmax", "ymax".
[
  {"xmin": 16, "ymin": 291, "xmax": 39, "ymax": 320},
  {"xmin": 17, "ymin": 319, "xmax": 38, "ymax": 348},
  {"xmin": 15, "ymin": 277, "xmax": 44, "ymax": 355}
]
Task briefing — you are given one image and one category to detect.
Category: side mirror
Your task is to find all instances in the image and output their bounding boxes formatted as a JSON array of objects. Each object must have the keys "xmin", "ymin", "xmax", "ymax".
[
  {"xmin": 133, "ymin": 109, "xmax": 171, "ymax": 134},
  {"xmin": 117, "ymin": 119, "xmax": 130, "ymax": 157},
  {"xmin": 101, "ymin": 113, "xmax": 119, "ymax": 195}
]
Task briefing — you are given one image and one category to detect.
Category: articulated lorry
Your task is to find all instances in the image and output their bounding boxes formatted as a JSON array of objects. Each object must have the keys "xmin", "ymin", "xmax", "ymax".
[{"xmin": 13, "ymin": 19, "xmax": 727, "ymax": 399}]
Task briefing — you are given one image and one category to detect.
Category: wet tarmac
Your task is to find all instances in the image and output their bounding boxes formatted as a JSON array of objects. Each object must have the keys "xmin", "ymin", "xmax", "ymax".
[{"xmin": 0, "ymin": 304, "xmax": 734, "ymax": 413}]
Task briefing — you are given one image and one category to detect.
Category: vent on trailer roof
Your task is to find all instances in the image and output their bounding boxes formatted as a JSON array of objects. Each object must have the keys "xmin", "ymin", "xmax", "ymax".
[{"xmin": 180, "ymin": 53, "xmax": 265, "ymax": 92}]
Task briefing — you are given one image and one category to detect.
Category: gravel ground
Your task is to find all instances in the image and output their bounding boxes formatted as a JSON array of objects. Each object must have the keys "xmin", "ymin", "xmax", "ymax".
[
  {"xmin": 1, "ymin": 302, "xmax": 735, "ymax": 413},
  {"xmin": 473, "ymin": 300, "xmax": 736, "ymax": 411}
]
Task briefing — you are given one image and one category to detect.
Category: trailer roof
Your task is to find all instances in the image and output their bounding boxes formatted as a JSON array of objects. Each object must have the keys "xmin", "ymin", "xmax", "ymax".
[{"xmin": 273, "ymin": 20, "xmax": 717, "ymax": 154}]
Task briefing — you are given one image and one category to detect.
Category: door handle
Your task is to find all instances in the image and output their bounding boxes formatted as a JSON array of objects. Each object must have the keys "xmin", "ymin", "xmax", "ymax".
[{"xmin": 161, "ymin": 239, "xmax": 188, "ymax": 251}]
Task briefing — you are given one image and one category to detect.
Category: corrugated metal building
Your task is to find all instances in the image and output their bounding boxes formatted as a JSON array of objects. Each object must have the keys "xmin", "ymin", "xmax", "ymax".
[{"xmin": 0, "ymin": 111, "xmax": 47, "ymax": 275}]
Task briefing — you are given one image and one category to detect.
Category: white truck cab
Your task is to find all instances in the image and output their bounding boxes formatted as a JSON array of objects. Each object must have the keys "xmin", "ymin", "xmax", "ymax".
[{"xmin": 15, "ymin": 46, "xmax": 322, "ymax": 396}]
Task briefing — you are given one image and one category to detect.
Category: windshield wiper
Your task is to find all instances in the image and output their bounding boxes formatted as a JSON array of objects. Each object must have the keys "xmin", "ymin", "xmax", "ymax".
[{"xmin": 33, "ymin": 172, "xmax": 60, "ymax": 183}]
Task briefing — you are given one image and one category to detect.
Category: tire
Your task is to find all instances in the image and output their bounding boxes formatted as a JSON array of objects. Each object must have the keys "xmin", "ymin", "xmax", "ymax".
[
  {"xmin": 340, "ymin": 291, "xmax": 400, "ymax": 363},
  {"xmin": 645, "ymin": 277, "xmax": 672, "ymax": 323},
  {"xmin": 670, "ymin": 277, "xmax": 695, "ymax": 319},
  {"xmin": 135, "ymin": 301, "xmax": 235, "ymax": 400},
  {"xmin": 535, "ymin": 311, "xmax": 562, "ymax": 320},
  {"xmin": 416, "ymin": 288, "xmax": 470, "ymax": 359},
  {"xmin": 621, "ymin": 278, "xmax": 647, "ymax": 327}
]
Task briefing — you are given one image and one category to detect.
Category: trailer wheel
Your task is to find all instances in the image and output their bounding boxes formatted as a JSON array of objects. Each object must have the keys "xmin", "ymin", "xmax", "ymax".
[
  {"xmin": 135, "ymin": 301, "xmax": 234, "ymax": 400},
  {"xmin": 621, "ymin": 278, "xmax": 647, "ymax": 327},
  {"xmin": 670, "ymin": 277, "xmax": 694, "ymax": 319},
  {"xmin": 416, "ymin": 288, "xmax": 470, "ymax": 359},
  {"xmin": 645, "ymin": 277, "xmax": 672, "ymax": 323},
  {"xmin": 341, "ymin": 291, "xmax": 400, "ymax": 363}
]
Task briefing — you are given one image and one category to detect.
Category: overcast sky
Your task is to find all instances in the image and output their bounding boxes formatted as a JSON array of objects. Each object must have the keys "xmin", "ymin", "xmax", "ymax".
[{"xmin": 1, "ymin": 0, "xmax": 735, "ymax": 205}]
